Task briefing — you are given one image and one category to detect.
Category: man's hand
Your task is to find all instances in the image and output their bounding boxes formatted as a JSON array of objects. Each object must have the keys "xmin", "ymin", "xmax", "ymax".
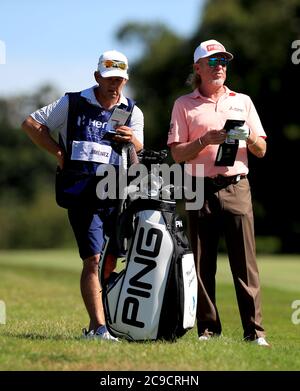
[
  {"xmin": 113, "ymin": 125, "xmax": 134, "ymax": 143},
  {"xmin": 201, "ymin": 129, "xmax": 227, "ymax": 146},
  {"xmin": 227, "ymin": 124, "xmax": 250, "ymax": 141},
  {"xmin": 112, "ymin": 125, "xmax": 143, "ymax": 152}
]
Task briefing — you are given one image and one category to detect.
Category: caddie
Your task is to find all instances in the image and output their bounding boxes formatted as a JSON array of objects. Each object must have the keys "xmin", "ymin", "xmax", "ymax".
[{"xmin": 22, "ymin": 50, "xmax": 144, "ymax": 341}]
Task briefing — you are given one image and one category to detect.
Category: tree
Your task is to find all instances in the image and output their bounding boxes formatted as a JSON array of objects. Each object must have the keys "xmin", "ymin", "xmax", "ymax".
[
  {"xmin": 117, "ymin": 0, "xmax": 300, "ymax": 252},
  {"xmin": 0, "ymin": 85, "xmax": 61, "ymax": 203},
  {"xmin": 117, "ymin": 22, "xmax": 189, "ymax": 149},
  {"xmin": 0, "ymin": 85, "xmax": 74, "ymax": 249},
  {"xmin": 194, "ymin": 0, "xmax": 300, "ymax": 252}
]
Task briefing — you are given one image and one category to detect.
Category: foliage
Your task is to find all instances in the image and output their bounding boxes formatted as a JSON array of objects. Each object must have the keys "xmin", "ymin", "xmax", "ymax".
[
  {"xmin": 0, "ymin": 85, "xmax": 73, "ymax": 248},
  {"xmin": 194, "ymin": 0, "xmax": 300, "ymax": 252},
  {"xmin": 117, "ymin": 22, "xmax": 189, "ymax": 149},
  {"xmin": 1, "ymin": 1, "xmax": 300, "ymax": 251},
  {"xmin": 116, "ymin": 0, "xmax": 300, "ymax": 252},
  {"xmin": 0, "ymin": 189, "xmax": 74, "ymax": 249}
]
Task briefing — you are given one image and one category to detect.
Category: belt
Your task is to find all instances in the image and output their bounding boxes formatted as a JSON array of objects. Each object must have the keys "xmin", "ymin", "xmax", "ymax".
[{"xmin": 205, "ymin": 174, "xmax": 247, "ymax": 189}]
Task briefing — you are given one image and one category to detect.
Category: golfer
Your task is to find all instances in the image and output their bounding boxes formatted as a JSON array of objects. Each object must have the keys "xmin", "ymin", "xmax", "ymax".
[{"xmin": 168, "ymin": 39, "xmax": 269, "ymax": 346}]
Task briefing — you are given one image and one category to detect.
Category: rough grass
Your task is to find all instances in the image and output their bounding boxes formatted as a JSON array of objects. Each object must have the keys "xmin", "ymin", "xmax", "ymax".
[{"xmin": 0, "ymin": 250, "xmax": 300, "ymax": 371}]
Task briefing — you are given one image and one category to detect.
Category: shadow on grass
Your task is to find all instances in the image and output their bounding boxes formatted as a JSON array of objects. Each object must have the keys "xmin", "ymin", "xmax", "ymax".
[{"xmin": 2, "ymin": 331, "xmax": 80, "ymax": 341}]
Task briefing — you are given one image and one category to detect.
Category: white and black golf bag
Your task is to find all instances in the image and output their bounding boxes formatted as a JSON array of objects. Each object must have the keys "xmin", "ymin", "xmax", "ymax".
[{"xmin": 99, "ymin": 147, "xmax": 197, "ymax": 341}]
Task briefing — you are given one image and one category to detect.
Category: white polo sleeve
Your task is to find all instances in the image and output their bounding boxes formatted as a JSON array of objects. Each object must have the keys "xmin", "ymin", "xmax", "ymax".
[
  {"xmin": 130, "ymin": 105, "xmax": 144, "ymax": 145},
  {"xmin": 30, "ymin": 95, "xmax": 69, "ymax": 133}
]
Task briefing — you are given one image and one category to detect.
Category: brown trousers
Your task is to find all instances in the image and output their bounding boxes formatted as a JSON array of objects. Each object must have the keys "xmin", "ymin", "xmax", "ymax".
[{"xmin": 188, "ymin": 177, "xmax": 266, "ymax": 339}]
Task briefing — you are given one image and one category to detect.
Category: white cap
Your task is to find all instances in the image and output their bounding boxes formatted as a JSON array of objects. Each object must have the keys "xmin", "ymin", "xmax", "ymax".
[
  {"xmin": 193, "ymin": 39, "xmax": 233, "ymax": 63},
  {"xmin": 97, "ymin": 50, "xmax": 129, "ymax": 79}
]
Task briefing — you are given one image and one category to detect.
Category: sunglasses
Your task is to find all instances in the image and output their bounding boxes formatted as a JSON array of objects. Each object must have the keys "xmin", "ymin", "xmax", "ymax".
[
  {"xmin": 102, "ymin": 60, "xmax": 127, "ymax": 70},
  {"xmin": 207, "ymin": 57, "xmax": 229, "ymax": 67}
]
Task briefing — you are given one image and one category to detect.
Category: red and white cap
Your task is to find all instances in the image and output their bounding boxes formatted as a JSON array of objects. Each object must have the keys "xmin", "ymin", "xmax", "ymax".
[{"xmin": 193, "ymin": 39, "xmax": 234, "ymax": 63}]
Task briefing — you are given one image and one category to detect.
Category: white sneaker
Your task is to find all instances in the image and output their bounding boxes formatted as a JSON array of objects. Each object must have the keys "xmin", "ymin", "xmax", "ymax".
[
  {"xmin": 251, "ymin": 337, "xmax": 270, "ymax": 347},
  {"xmin": 82, "ymin": 328, "xmax": 95, "ymax": 339},
  {"xmin": 95, "ymin": 325, "xmax": 119, "ymax": 342},
  {"xmin": 82, "ymin": 325, "xmax": 119, "ymax": 342},
  {"xmin": 199, "ymin": 335, "xmax": 211, "ymax": 341},
  {"xmin": 198, "ymin": 329, "xmax": 214, "ymax": 341}
]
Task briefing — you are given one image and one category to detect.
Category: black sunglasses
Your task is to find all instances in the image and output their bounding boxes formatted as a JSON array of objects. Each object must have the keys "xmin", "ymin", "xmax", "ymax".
[{"xmin": 207, "ymin": 57, "xmax": 230, "ymax": 67}]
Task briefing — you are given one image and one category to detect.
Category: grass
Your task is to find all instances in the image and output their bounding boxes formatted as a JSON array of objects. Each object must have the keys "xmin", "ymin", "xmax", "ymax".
[{"xmin": 0, "ymin": 250, "xmax": 300, "ymax": 371}]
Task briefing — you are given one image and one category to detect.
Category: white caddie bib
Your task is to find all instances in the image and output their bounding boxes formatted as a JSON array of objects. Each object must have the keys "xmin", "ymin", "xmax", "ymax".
[{"xmin": 71, "ymin": 141, "xmax": 112, "ymax": 164}]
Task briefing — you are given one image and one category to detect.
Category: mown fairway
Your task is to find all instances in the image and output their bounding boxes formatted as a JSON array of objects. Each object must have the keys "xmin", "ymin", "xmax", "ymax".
[{"xmin": 0, "ymin": 250, "xmax": 299, "ymax": 371}]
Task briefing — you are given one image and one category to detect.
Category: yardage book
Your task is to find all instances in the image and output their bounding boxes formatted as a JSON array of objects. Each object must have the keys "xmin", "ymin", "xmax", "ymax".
[{"xmin": 215, "ymin": 119, "xmax": 245, "ymax": 166}]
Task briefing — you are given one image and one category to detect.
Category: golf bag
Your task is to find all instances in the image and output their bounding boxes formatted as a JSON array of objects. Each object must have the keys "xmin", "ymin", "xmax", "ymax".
[{"xmin": 99, "ymin": 146, "xmax": 197, "ymax": 341}]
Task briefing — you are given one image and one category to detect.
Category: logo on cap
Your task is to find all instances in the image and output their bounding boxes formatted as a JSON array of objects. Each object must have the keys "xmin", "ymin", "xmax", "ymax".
[{"xmin": 207, "ymin": 44, "xmax": 224, "ymax": 52}]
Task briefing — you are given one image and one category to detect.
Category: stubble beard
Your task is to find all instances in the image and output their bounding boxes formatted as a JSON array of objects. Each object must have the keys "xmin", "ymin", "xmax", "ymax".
[{"xmin": 211, "ymin": 78, "xmax": 224, "ymax": 87}]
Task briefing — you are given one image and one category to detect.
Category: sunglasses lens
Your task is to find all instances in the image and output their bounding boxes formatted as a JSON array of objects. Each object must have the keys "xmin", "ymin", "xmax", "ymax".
[
  {"xmin": 220, "ymin": 58, "xmax": 229, "ymax": 66},
  {"xmin": 103, "ymin": 60, "xmax": 113, "ymax": 68},
  {"xmin": 208, "ymin": 57, "xmax": 229, "ymax": 67},
  {"xmin": 208, "ymin": 58, "xmax": 217, "ymax": 67},
  {"xmin": 102, "ymin": 60, "xmax": 127, "ymax": 70}
]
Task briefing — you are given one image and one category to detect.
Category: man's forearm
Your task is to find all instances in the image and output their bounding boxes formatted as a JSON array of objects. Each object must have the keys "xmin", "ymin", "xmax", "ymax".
[
  {"xmin": 170, "ymin": 138, "xmax": 205, "ymax": 163},
  {"xmin": 247, "ymin": 135, "xmax": 267, "ymax": 158},
  {"xmin": 131, "ymin": 134, "xmax": 143, "ymax": 152},
  {"xmin": 21, "ymin": 116, "xmax": 65, "ymax": 167}
]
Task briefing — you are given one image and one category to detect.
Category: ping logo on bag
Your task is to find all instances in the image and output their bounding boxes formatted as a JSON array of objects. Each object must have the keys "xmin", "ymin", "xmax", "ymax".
[
  {"xmin": 175, "ymin": 220, "xmax": 183, "ymax": 228},
  {"xmin": 122, "ymin": 227, "xmax": 162, "ymax": 328},
  {"xmin": 99, "ymin": 148, "xmax": 197, "ymax": 342}
]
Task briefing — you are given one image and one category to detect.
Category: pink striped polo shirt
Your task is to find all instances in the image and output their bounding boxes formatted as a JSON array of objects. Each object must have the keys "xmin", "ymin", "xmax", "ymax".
[{"xmin": 167, "ymin": 87, "xmax": 266, "ymax": 177}]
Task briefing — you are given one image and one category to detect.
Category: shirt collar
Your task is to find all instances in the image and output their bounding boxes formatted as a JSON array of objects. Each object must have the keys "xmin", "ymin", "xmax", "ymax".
[
  {"xmin": 80, "ymin": 85, "xmax": 128, "ymax": 108},
  {"xmin": 191, "ymin": 85, "xmax": 232, "ymax": 100}
]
